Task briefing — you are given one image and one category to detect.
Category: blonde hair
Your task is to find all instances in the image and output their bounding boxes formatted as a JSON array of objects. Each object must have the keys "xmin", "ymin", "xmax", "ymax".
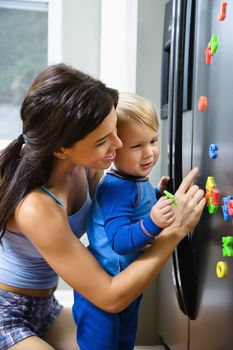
[{"xmin": 116, "ymin": 92, "xmax": 159, "ymax": 130}]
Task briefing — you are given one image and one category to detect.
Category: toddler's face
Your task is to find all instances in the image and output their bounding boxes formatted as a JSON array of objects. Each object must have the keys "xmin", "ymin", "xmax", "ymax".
[{"xmin": 114, "ymin": 120, "xmax": 159, "ymax": 178}]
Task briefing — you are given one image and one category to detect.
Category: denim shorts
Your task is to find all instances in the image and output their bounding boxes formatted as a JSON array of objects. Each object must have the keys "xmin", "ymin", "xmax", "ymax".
[{"xmin": 0, "ymin": 289, "xmax": 63, "ymax": 350}]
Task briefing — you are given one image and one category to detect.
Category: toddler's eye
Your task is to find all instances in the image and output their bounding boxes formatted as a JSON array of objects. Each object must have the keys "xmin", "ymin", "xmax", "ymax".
[
  {"xmin": 151, "ymin": 138, "xmax": 158, "ymax": 144},
  {"xmin": 130, "ymin": 144, "xmax": 141, "ymax": 149}
]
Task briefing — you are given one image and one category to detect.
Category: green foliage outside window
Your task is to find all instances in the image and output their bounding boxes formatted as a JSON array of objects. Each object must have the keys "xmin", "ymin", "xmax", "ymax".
[{"xmin": 0, "ymin": 8, "xmax": 48, "ymax": 105}]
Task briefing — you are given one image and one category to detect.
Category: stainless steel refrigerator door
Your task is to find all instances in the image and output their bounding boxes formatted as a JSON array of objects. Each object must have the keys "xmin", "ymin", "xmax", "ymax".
[
  {"xmin": 157, "ymin": 258, "xmax": 189, "ymax": 350},
  {"xmin": 190, "ymin": 1, "xmax": 233, "ymax": 349}
]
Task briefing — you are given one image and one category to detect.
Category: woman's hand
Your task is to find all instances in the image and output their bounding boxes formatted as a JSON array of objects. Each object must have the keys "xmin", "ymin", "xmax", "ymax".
[{"xmin": 168, "ymin": 167, "xmax": 206, "ymax": 238}]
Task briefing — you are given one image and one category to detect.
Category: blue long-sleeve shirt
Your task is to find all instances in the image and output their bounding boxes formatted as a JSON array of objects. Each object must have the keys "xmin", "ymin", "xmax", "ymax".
[{"xmin": 87, "ymin": 168, "xmax": 162, "ymax": 275}]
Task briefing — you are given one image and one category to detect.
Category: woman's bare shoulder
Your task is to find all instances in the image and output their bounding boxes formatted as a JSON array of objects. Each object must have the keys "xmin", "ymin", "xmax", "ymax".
[
  {"xmin": 15, "ymin": 189, "xmax": 66, "ymax": 237},
  {"xmin": 18, "ymin": 188, "xmax": 63, "ymax": 214}
]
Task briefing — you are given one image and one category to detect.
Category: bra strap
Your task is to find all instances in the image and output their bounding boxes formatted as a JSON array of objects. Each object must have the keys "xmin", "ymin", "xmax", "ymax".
[{"xmin": 41, "ymin": 186, "xmax": 65, "ymax": 207}]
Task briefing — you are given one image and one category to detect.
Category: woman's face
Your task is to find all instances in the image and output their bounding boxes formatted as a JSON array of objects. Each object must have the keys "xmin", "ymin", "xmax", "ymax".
[{"xmin": 63, "ymin": 107, "xmax": 122, "ymax": 170}]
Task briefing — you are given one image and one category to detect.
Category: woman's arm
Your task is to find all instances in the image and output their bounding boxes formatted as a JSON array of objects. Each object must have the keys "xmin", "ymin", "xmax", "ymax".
[{"xmin": 16, "ymin": 167, "xmax": 205, "ymax": 313}]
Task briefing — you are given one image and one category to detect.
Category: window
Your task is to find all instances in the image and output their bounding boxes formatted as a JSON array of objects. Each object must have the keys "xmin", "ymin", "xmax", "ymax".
[{"xmin": 0, "ymin": 0, "xmax": 48, "ymax": 147}]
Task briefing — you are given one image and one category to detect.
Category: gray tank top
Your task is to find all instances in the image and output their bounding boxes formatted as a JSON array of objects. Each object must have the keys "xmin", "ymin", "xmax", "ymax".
[{"xmin": 0, "ymin": 181, "xmax": 92, "ymax": 289}]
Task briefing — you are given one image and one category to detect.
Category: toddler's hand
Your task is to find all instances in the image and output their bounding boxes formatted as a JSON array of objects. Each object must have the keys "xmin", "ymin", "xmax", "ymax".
[
  {"xmin": 157, "ymin": 176, "xmax": 170, "ymax": 194},
  {"xmin": 150, "ymin": 196, "xmax": 175, "ymax": 228}
]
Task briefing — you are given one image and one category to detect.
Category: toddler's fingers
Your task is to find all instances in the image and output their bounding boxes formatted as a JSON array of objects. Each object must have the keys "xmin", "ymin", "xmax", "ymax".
[
  {"xmin": 160, "ymin": 205, "xmax": 173, "ymax": 215},
  {"xmin": 167, "ymin": 216, "xmax": 175, "ymax": 225},
  {"xmin": 158, "ymin": 197, "xmax": 174, "ymax": 207},
  {"xmin": 163, "ymin": 211, "xmax": 175, "ymax": 221}
]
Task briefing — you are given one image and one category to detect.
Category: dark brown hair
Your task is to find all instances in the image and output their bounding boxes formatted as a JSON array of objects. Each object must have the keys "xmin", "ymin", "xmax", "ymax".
[{"xmin": 0, "ymin": 63, "xmax": 118, "ymax": 236}]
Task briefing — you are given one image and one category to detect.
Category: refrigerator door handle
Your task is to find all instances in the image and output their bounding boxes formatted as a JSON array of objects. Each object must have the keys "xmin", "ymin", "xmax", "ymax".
[
  {"xmin": 172, "ymin": 0, "xmax": 195, "ymax": 188},
  {"xmin": 183, "ymin": 0, "xmax": 196, "ymax": 112},
  {"xmin": 171, "ymin": 0, "xmax": 197, "ymax": 320}
]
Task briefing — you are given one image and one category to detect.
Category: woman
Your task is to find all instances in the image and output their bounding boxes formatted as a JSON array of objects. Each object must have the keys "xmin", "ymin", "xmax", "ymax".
[{"xmin": 0, "ymin": 63, "xmax": 206, "ymax": 350}]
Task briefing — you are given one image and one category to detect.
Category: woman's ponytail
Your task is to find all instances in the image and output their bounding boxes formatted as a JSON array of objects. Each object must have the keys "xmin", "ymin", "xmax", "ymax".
[
  {"xmin": 0, "ymin": 135, "xmax": 25, "ymax": 184},
  {"xmin": 0, "ymin": 135, "xmax": 51, "ymax": 237}
]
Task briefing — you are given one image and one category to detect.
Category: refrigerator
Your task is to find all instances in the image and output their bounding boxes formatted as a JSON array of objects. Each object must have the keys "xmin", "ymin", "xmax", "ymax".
[{"xmin": 157, "ymin": 0, "xmax": 233, "ymax": 349}]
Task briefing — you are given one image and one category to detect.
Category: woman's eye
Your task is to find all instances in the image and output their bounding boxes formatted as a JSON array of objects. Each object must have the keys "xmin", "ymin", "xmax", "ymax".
[{"xmin": 96, "ymin": 140, "xmax": 106, "ymax": 147}]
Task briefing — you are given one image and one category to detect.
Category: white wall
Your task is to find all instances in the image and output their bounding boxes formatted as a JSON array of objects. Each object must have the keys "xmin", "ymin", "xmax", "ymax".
[
  {"xmin": 48, "ymin": 0, "xmax": 101, "ymax": 77},
  {"xmin": 100, "ymin": 0, "xmax": 137, "ymax": 91},
  {"xmin": 136, "ymin": 0, "xmax": 165, "ymax": 188}
]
